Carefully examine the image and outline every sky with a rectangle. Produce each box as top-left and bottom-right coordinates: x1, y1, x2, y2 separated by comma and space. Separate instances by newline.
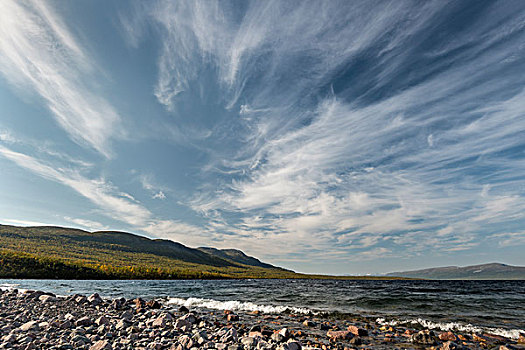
0, 0, 524, 275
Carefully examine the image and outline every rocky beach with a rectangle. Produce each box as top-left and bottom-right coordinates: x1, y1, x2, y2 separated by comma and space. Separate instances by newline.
0, 288, 523, 350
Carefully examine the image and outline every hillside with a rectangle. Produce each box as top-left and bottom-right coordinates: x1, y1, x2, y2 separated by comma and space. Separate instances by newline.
386, 263, 525, 280
197, 247, 278, 269
0, 224, 295, 279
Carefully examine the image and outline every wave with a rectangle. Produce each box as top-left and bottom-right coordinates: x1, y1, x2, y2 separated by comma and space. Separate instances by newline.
0, 283, 20, 290
167, 297, 313, 314
376, 317, 524, 340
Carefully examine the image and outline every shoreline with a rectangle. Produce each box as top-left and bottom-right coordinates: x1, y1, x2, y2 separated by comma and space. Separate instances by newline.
0, 288, 524, 349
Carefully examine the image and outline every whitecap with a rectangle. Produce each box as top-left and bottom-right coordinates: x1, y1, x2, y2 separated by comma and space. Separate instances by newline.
166, 297, 313, 314
376, 317, 524, 340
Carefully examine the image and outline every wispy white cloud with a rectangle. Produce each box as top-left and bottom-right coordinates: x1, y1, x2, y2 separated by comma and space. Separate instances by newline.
63, 216, 108, 232
489, 231, 525, 247
139, 174, 169, 200
127, 0, 525, 265
152, 191, 166, 200
0, 218, 55, 227
0, 145, 200, 243
0, 0, 121, 157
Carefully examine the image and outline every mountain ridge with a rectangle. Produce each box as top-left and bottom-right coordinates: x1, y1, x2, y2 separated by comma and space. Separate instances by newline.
386, 262, 525, 280
0, 224, 293, 279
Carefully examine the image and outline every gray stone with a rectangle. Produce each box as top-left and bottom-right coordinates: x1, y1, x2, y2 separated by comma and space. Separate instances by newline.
89, 339, 112, 350
19, 321, 39, 332
95, 316, 110, 326
39, 295, 57, 303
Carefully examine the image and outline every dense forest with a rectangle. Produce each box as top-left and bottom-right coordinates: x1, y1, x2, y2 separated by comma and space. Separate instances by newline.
0, 225, 402, 280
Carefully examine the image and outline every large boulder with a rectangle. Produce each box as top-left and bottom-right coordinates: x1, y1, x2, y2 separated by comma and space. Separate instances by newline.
38, 294, 57, 303
88, 293, 103, 306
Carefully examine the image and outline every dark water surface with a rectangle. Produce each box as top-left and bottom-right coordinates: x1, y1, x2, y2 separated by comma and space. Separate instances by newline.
1, 279, 523, 337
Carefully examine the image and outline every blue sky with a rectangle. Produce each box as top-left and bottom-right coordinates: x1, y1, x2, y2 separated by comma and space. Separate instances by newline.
0, 0, 524, 274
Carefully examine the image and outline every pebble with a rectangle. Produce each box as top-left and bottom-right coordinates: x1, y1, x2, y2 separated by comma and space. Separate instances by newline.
0, 288, 519, 350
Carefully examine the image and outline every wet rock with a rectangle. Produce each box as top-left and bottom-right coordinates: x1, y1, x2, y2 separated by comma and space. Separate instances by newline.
410, 330, 436, 345
518, 333, 525, 344
347, 325, 368, 337
178, 306, 189, 314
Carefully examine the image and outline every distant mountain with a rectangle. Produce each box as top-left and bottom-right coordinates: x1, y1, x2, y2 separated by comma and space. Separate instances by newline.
386, 263, 525, 280
0, 224, 294, 279
197, 247, 279, 269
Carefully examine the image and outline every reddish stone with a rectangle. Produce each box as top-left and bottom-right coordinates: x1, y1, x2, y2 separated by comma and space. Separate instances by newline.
439, 331, 457, 341
348, 325, 368, 336
327, 330, 353, 341
146, 300, 161, 309
134, 298, 145, 309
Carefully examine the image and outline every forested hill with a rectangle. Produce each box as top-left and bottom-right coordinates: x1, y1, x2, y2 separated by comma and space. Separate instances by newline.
0, 224, 294, 279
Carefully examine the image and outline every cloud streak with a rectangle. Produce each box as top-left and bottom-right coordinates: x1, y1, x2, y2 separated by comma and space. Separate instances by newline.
0, 145, 202, 244
0, 0, 121, 157
122, 0, 525, 267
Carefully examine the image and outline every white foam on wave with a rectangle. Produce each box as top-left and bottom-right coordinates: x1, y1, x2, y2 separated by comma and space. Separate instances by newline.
0, 283, 29, 294
376, 317, 524, 340
167, 297, 313, 314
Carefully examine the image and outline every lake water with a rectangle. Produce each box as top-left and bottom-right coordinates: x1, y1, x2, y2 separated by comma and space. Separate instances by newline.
1, 279, 523, 339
